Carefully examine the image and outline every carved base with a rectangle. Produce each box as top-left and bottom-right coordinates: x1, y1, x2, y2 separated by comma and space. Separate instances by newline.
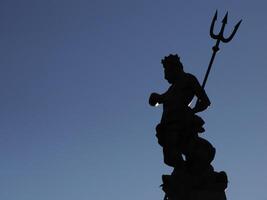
161, 167, 228, 200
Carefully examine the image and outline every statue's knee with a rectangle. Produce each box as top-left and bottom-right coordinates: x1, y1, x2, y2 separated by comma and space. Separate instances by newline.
164, 157, 176, 167
163, 149, 183, 167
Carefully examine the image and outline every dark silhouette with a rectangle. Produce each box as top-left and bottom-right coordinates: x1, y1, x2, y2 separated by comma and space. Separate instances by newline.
149, 54, 226, 199
149, 11, 241, 200
150, 54, 212, 168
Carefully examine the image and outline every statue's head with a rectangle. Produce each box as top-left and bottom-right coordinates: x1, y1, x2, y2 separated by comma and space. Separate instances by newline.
161, 54, 184, 84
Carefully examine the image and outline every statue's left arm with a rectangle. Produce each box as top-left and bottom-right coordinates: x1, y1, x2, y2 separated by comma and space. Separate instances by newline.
190, 75, 211, 113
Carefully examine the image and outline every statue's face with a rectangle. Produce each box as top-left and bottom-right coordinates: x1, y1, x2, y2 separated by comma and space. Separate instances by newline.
164, 64, 179, 84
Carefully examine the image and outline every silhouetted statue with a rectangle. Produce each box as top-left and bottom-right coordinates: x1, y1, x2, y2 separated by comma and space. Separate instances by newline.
149, 54, 213, 169
149, 54, 227, 200
149, 11, 241, 200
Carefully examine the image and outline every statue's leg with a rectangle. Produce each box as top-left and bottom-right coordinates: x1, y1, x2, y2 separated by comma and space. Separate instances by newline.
162, 132, 184, 168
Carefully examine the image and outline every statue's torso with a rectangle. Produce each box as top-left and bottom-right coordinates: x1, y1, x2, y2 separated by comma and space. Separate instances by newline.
161, 73, 195, 124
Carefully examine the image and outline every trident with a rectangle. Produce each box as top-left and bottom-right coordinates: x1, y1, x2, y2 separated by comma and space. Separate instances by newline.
201, 10, 242, 89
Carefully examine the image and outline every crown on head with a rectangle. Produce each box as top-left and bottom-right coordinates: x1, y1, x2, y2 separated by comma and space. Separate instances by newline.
161, 54, 183, 69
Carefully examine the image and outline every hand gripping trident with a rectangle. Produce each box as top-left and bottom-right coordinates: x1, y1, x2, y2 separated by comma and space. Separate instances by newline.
201, 10, 242, 89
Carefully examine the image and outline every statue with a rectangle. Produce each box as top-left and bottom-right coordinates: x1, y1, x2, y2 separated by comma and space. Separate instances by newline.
149, 11, 241, 200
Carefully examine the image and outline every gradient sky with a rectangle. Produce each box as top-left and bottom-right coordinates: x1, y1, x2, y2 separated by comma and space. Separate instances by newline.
0, 0, 267, 200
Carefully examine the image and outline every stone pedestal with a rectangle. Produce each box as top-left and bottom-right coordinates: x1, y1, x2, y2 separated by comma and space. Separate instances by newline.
161, 167, 228, 200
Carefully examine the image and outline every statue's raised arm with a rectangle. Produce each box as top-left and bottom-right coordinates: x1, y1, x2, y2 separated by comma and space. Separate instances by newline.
189, 74, 211, 113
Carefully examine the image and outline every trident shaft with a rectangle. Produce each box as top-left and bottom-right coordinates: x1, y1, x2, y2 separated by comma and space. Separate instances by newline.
201, 10, 242, 89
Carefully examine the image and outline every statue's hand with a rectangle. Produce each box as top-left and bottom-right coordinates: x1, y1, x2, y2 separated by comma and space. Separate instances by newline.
192, 99, 210, 113
149, 93, 161, 106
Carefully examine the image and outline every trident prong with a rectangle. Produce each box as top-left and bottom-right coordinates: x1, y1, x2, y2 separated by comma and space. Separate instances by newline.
221, 20, 242, 43
201, 11, 242, 89
210, 10, 218, 39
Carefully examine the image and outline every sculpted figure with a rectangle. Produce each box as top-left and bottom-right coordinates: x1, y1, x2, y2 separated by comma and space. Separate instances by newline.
149, 12, 241, 199
149, 54, 214, 170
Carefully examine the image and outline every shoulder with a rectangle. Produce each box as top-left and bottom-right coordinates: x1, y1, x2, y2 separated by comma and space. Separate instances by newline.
184, 73, 199, 83
183, 73, 202, 90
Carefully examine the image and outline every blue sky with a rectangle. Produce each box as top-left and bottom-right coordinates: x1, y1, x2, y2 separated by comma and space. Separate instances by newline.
0, 0, 266, 200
